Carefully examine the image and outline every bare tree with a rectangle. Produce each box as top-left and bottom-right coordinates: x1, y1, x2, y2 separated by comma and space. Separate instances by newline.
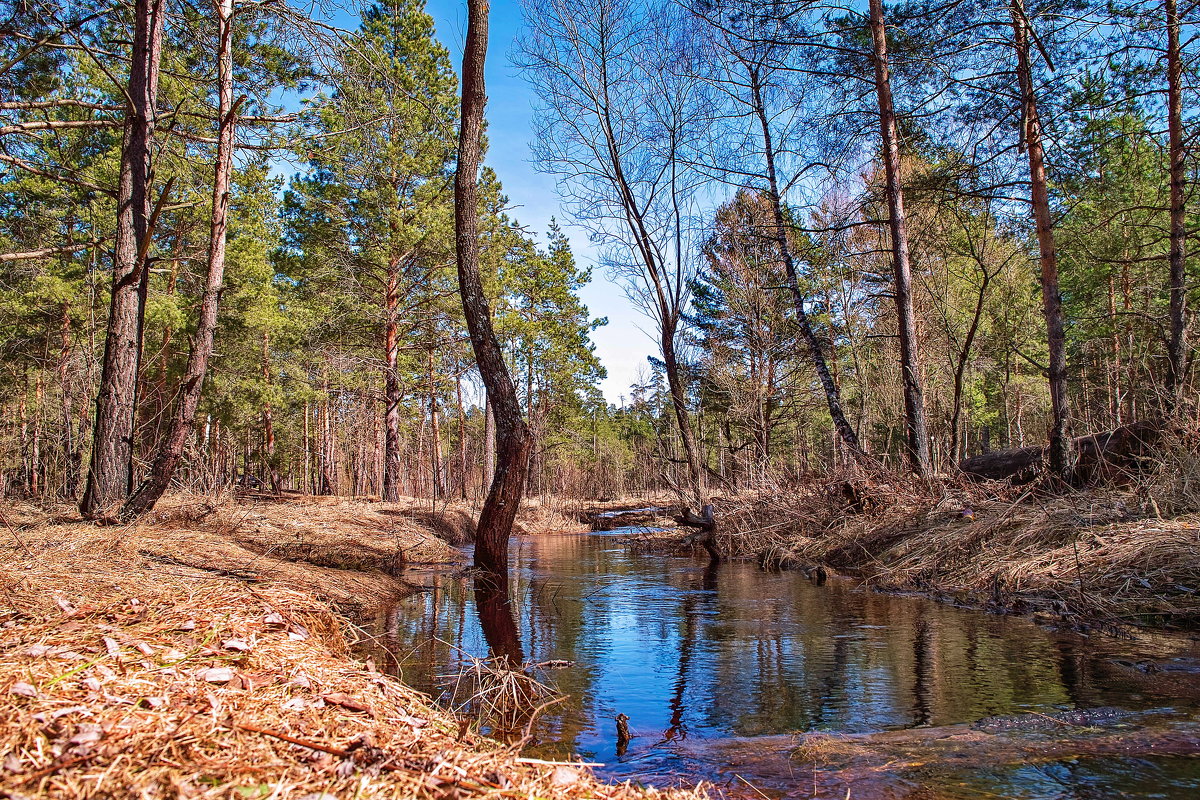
519, 0, 708, 504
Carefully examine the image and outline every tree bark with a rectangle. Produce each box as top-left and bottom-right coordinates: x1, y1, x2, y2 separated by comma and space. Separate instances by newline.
81, 0, 165, 517
483, 397, 495, 492
1011, 0, 1072, 482
745, 61, 863, 458
122, 0, 235, 518
1165, 0, 1189, 403
455, 0, 532, 581
868, 0, 931, 476
382, 256, 402, 501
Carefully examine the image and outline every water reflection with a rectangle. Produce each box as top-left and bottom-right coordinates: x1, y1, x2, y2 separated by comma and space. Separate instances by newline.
362, 531, 1200, 786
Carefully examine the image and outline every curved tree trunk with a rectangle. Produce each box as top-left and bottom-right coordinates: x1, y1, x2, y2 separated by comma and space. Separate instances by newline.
455, 0, 532, 583
122, 0, 235, 518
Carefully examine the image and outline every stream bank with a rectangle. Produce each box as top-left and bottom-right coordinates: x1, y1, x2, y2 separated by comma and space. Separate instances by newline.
0, 494, 697, 800
366, 524, 1200, 799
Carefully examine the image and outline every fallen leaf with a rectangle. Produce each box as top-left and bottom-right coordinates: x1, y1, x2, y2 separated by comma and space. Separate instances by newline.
133, 640, 155, 657
70, 724, 103, 745
102, 637, 121, 658
55, 596, 78, 616
9, 682, 37, 698
262, 611, 285, 626
281, 697, 306, 711
177, 620, 197, 631
321, 692, 371, 713
27, 644, 51, 657
223, 639, 251, 652
82, 676, 102, 692
199, 667, 234, 684
550, 766, 581, 787
3, 753, 23, 774
287, 629, 308, 642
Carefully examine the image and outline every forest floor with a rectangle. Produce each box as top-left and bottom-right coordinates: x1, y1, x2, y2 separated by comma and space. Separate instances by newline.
0, 493, 698, 800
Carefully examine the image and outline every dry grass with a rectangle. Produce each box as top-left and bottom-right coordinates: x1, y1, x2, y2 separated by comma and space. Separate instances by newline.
0, 497, 705, 800
725, 458, 1200, 629
440, 655, 563, 737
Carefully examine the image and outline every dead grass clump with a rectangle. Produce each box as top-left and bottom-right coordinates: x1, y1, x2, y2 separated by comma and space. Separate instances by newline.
0, 504, 705, 800
1140, 423, 1200, 517
440, 654, 563, 737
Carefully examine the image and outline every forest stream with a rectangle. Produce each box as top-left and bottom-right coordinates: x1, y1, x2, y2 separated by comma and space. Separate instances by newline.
357, 525, 1200, 799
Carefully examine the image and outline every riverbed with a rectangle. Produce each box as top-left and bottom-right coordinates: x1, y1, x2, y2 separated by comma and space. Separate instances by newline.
359, 527, 1200, 798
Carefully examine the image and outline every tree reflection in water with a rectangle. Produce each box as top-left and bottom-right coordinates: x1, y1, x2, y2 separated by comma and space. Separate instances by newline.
474, 571, 524, 666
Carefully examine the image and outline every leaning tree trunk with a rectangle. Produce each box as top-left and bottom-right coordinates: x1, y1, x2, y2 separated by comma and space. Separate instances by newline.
455, 0, 532, 582
1011, 0, 1072, 481
1165, 0, 1189, 403
868, 0, 931, 476
747, 65, 863, 458
81, 0, 165, 517
121, 0, 234, 518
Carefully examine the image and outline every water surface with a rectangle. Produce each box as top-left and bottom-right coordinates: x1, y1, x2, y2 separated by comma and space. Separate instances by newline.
359, 528, 1200, 797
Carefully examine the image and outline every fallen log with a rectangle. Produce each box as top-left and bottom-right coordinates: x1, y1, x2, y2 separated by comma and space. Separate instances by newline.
959, 421, 1159, 483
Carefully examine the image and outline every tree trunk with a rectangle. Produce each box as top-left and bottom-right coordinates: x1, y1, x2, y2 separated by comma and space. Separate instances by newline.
868, 0, 930, 476
455, 0, 532, 581
483, 397, 496, 492
747, 65, 863, 458
81, 0, 165, 517
428, 346, 443, 499
260, 332, 281, 493
1011, 0, 1072, 482
382, 257, 402, 501
1165, 0, 1189, 402
457, 372, 468, 500
949, 269, 991, 464
122, 0, 235, 518
58, 301, 81, 499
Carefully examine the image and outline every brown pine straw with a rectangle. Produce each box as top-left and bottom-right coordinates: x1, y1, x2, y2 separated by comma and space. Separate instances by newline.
0, 499, 706, 800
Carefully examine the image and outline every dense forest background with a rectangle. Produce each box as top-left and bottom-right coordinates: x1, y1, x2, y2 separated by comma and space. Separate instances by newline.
0, 0, 1196, 510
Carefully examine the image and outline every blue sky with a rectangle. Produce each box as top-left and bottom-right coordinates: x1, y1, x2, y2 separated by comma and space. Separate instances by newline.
317, 0, 657, 401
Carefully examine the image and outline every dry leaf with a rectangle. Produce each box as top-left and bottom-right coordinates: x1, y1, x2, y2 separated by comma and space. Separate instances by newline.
550, 766, 581, 787
69, 724, 103, 745
9, 682, 37, 697
222, 638, 250, 652
27, 644, 51, 658
177, 620, 197, 631
262, 611, 286, 626
102, 637, 121, 658
199, 667, 234, 684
